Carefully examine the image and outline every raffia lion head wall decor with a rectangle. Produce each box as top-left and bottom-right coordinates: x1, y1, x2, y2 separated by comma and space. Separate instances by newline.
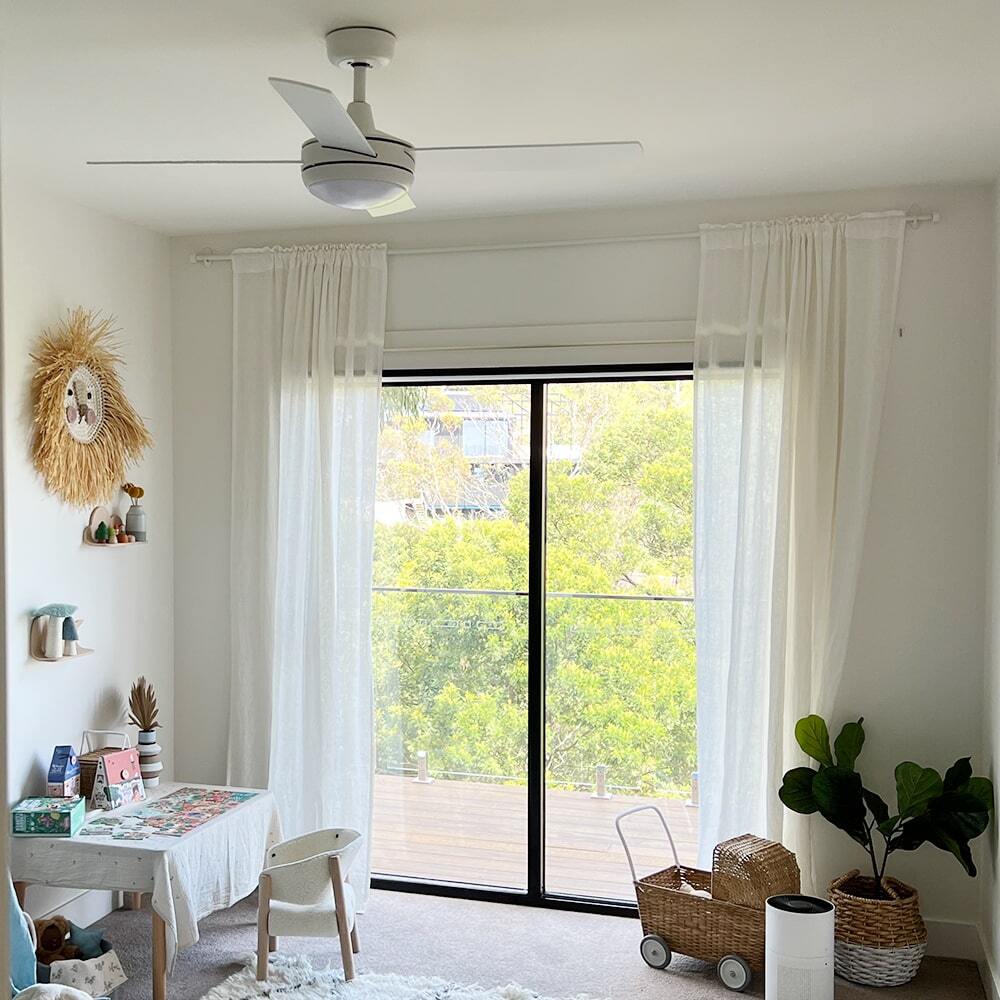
31, 308, 152, 507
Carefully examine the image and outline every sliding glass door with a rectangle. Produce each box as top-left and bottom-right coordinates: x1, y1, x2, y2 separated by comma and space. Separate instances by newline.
371, 383, 530, 888
371, 370, 696, 907
543, 381, 696, 900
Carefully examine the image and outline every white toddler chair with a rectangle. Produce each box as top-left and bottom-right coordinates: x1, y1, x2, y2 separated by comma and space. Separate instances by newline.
256, 828, 363, 982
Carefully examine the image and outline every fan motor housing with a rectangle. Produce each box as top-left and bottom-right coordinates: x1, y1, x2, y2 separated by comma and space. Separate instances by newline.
300, 134, 414, 210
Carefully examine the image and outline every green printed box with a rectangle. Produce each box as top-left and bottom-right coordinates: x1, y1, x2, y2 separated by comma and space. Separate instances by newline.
12, 796, 85, 837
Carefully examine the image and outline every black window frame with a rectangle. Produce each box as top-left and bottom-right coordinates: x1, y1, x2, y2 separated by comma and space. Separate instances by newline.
371, 362, 693, 918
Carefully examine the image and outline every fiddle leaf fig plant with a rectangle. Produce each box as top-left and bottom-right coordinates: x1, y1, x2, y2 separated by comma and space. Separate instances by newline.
779, 715, 994, 886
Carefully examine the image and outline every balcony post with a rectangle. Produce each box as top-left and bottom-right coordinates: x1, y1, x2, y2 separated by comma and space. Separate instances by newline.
686, 769, 699, 807
590, 763, 613, 800
413, 750, 434, 784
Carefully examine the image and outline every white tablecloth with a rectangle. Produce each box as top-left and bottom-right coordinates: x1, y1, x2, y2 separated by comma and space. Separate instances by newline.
10, 782, 281, 969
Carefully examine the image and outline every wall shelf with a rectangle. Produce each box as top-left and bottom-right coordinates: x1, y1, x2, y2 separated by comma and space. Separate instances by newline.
82, 536, 146, 548
30, 648, 94, 663
84, 504, 144, 545
29, 615, 94, 662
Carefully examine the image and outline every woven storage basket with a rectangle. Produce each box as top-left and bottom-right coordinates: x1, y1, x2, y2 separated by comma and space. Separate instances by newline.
79, 731, 130, 798
828, 870, 927, 987
711, 834, 800, 908
78, 748, 115, 798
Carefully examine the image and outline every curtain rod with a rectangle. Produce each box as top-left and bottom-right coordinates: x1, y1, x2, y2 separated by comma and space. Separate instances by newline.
189, 211, 938, 264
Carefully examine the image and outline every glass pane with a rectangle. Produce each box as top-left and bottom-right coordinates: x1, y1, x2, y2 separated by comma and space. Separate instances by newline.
372, 383, 530, 889
544, 380, 698, 900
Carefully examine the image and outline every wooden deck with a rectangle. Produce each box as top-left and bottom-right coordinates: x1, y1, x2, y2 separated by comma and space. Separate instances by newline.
371, 773, 699, 901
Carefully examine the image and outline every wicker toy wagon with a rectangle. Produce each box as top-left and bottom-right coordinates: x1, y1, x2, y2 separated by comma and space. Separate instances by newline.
616, 805, 800, 993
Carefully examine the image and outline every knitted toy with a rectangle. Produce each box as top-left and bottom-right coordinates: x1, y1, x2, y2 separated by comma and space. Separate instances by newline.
33, 916, 81, 965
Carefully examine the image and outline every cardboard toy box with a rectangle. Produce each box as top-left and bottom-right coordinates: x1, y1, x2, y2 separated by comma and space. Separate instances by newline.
91, 748, 145, 810
46, 745, 81, 798
12, 796, 85, 837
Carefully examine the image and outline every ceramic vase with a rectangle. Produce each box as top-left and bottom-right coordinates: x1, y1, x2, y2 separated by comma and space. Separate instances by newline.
137, 729, 162, 788
43, 616, 64, 660
125, 502, 147, 542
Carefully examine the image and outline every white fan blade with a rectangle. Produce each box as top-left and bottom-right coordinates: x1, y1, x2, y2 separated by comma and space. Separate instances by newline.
87, 159, 300, 165
367, 191, 416, 217
414, 141, 642, 172
268, 77, 374, 157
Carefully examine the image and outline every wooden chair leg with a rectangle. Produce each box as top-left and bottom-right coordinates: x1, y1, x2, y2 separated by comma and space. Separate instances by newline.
351, 925, 360, 954
329, 856, 356, 981
257, 874, 271, 981
125, 891, 144, 910
12, 882, 27, 908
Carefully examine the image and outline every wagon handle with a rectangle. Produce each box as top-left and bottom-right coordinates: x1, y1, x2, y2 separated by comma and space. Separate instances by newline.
615, 804, 681, 884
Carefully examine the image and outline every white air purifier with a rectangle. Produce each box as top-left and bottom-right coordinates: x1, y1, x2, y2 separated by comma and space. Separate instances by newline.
765, 894, 835, 1000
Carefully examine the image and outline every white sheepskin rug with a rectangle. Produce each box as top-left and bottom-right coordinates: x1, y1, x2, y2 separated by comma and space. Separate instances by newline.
201, 954, 597, 1000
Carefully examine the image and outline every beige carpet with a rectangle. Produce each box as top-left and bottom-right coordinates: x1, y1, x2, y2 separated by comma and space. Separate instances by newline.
94, 888, 985, 999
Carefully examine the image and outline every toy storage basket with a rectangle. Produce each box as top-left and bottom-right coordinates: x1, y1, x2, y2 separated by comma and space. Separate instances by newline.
79, 729, 130, 799
828, 869, 927, 987
711, 833, 800, 907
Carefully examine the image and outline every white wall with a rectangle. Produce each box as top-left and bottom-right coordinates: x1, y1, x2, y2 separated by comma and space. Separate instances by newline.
170, 182, 992, 936
2, 171, 174, 919
980, 178, 1000, 999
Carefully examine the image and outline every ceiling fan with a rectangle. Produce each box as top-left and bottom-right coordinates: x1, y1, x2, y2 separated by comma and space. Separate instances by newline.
87, 25, 643, 217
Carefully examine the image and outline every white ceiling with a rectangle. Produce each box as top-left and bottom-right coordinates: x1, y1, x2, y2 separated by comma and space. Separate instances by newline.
3, 1, 999, 236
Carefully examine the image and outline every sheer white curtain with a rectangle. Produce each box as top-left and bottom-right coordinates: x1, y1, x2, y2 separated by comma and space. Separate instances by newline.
694, 214, 905, 884
228, 244, 387, 908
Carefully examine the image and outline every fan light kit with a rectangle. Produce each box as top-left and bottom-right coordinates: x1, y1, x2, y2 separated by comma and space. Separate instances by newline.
276, 27, 414, 214
88, 25, 643, 217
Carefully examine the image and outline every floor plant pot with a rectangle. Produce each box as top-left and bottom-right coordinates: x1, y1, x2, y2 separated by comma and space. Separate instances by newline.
827, 870, 926, 987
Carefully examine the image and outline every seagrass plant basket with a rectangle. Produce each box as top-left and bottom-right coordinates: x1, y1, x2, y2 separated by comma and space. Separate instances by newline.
828, 869, 927, 986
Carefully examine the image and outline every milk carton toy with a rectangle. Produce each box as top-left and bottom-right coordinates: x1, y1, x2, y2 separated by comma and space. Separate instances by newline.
46, 745, 81, 798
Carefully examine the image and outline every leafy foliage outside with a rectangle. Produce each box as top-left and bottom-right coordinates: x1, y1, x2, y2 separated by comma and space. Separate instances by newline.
372, 381, 696, 797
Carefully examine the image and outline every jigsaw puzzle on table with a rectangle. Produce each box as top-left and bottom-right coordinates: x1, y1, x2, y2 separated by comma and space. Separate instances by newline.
81, 787, 257, 839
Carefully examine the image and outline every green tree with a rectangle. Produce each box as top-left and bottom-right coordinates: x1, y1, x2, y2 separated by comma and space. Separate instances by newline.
372, 380, 696, 796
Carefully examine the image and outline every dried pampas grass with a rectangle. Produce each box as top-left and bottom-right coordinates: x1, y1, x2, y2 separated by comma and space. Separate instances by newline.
31, 308, 152, 507
128, 676, 161, 731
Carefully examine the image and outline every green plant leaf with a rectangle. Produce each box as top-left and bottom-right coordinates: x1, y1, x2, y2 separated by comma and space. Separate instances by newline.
893, 815, 930, 852
896, 814, 978, 875
877, 814, 900, 836
894, 788, 991, 876
795, 715, 834, 767
943, 757, 972, 793
923, 821, 976, 876
965, 777, 995, 814
813, 765, 868, 845
930, 792, 992, 841
939, 833, 976, 876
779, 767, 819, 814
834, 718, 865, 770
895, 762, 943, 818
862, 787, 890, 825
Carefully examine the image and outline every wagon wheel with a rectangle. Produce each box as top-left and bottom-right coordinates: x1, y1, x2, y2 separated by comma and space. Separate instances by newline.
639, 934, 671, 969
717, 954, 752, 992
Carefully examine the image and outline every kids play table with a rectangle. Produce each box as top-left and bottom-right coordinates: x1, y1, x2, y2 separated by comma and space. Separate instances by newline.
11, 781, 281, 1000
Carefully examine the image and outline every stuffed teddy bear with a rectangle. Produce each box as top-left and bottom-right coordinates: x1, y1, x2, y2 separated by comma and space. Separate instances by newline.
33, 916, 81, 965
